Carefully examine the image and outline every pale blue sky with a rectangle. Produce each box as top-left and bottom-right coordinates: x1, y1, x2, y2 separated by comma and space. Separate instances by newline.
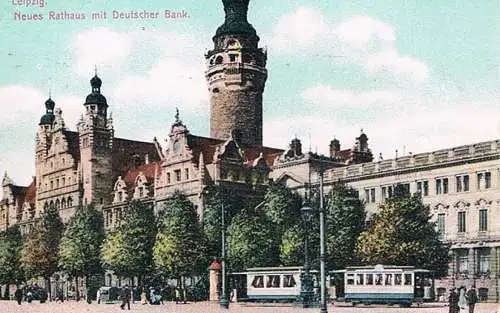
0, 0, 499, 186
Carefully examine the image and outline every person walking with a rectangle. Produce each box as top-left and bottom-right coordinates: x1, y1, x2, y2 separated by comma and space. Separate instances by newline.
458, 286, 467, 312
120, 285, 131, 310
14, 286, 23, 305
449, 287, 459, 313
466, 285, 478, 313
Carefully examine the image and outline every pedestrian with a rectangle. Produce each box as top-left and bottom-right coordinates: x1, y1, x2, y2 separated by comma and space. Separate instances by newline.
449, 287, 459, 313
458, 286, 467, 311
120, 285, 131, 310
140, 289, 148, 305
466, 285, 478, 313
96, 288, 101, 304
175, 286, 180, 304
14, 286, 23, 305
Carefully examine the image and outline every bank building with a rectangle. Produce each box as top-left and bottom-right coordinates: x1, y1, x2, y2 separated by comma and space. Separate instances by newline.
1, 0, 499, 302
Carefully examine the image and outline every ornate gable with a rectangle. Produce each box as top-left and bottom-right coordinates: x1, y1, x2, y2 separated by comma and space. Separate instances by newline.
113, 176, 128, 203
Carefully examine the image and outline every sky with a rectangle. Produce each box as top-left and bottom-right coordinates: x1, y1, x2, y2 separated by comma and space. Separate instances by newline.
0, 0, 499, 187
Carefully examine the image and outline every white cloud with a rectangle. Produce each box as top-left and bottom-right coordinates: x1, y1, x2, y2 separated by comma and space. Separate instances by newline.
334, 15, 395, 49
268, 9, 428, 82
271, 7, 327, 52
365, 49, 429, 82
73, 27, 133, 77
264, 99, 500, 162
301, 85, 399, 107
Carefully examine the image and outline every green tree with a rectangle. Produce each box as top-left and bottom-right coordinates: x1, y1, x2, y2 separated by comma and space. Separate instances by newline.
227, 209, 280, 270
325, 184, 366, 270
263, 181, 302, 232
20, 204, 63, 299
153, 192, 206, 286
0, 226, 24, 298
356, 193, 449, 277
59, 205, 104, 300
280, 217, 320, 267
101, 200, 156, 284
202, 185, 241, 259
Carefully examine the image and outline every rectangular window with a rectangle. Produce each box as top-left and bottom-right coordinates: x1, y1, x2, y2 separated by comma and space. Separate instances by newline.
167, 173, 171, 184
365, 188, 376, 203
479, 250, 491, 274
437, 213, 445, 238
458, 211, 466, 233
417, 181, 429, 196
463, 175, 469, 191
456, 176, 462, 192
370, 188, 375, 203
404, 273, 412, 285
436, 178, 449, 195
175, 169, 181, 182
356, 274, 364, 285
185, 168, 189, 180
251, 276, 264, 288
458, 251, 468, 273
283, 275, 296, 288
394, 274, 402, 285
365, 274, 373, 285
375, 274, 383, 285
229, 54, 237, 62
485, 172, 491, 189
385, 274, 392, 285
347, 274, 355, 285
266, 275, 280, 288
479, 209, 488, 232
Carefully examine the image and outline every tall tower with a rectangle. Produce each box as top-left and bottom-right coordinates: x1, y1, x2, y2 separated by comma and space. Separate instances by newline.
205, 0, 268, 147
77, 74, 114, 207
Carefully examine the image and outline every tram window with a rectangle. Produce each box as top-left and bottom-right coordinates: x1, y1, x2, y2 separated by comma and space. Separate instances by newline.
266, 275, 280, 288
251, 276, 264, 288
366, 274, 373, 285
356, 274, 364, 285
283, 275, 296, 288
404, 273, 412, 285
394, 274, 402, 285
347, 274, 355, 285
385, 274, 392, 285
375, 274, 383, 285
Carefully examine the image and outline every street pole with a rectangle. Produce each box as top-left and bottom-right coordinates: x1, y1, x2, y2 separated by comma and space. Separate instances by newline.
319, 170, 328, 313
299, 206, 314, 308
220, 203, 229, 309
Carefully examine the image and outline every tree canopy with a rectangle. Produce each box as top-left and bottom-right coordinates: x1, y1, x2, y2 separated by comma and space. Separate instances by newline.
59, 205, 104, 278
356, 193, 449, 277
101, 200, 156, 282
153, 192, 206, 279
0, 226, 24, 291
227, 209, 280, 270
325, 184, 366, 270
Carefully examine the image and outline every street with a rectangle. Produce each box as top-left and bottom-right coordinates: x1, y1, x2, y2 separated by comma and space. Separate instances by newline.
0, 301, 497, 313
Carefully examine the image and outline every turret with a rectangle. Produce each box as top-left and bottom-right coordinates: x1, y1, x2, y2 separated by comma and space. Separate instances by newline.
205, 0, 267, 147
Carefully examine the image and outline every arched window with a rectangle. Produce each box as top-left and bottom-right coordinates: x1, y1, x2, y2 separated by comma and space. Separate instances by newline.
55, 199, 60, 209
67, 197, 73, 207
61, 198, 66, 208
215, 55, 223, 64
49, 200, 55, 209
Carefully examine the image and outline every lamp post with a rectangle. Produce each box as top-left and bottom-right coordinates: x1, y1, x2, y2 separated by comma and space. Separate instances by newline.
220, 203, 229, 309
299, 206, 315, 308
318, 170, 328, 313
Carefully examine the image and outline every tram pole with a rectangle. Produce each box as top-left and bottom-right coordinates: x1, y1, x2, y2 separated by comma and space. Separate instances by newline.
220, 203, 229, 309
319, 170, 328, 313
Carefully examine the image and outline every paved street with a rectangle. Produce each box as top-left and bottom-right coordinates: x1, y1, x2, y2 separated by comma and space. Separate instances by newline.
0, 301, 498, 313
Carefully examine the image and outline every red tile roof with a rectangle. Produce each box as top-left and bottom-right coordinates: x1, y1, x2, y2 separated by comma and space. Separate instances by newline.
187, 135, 225, 165
244, 146, 284, 168
122, 161, 158, 186
25, 178, 36, 205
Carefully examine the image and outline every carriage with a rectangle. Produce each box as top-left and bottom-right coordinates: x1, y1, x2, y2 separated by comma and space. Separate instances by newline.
331, 264, 432, 306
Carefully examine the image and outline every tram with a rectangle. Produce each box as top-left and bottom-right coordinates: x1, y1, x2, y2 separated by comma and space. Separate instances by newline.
331, 264, 432, 306
230, 266, 317, 302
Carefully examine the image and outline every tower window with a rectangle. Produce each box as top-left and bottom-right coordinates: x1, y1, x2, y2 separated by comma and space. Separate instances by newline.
229, 54, 237, 62
212, 88, 219, 93
215, 56, 223, 64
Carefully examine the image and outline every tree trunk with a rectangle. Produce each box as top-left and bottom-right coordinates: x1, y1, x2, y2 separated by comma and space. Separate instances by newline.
4, 283, 10, 300
47, 277, 52, 302
75, 277, 80, 301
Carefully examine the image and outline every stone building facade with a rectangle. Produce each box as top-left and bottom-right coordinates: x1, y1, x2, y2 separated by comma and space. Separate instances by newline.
274, 137, 500, 302
1, 0, 499, 302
